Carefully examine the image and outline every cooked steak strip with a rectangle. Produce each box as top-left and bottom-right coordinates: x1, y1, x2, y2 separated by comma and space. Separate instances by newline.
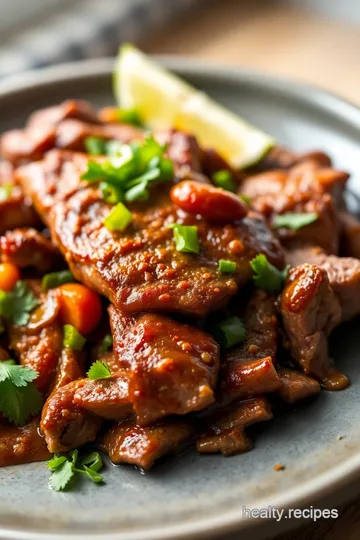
277, 368, 320, 403
16, 149, 284, 317
51, 349, 85, 392
97, 419, 193, 470
74, 372, 132, 421
41, 379, 102, 453
0, 417, 51, 467
286, 246, 360, 322
0, 161, 40, 233
0, 228, 63, 273
241, 160, 348, 253
221, 289, 280, 401
110, 308, 219, 425
280, 264, 348, 390
197, 397, 272, 456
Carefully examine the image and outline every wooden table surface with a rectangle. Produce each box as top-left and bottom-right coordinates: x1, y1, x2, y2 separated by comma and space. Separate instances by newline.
145, 1, 360, 538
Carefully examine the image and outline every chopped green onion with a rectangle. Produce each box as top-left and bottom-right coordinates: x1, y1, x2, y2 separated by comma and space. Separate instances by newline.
169, 224, 200, 254
0, 184, 13, 202
212, 170, 236, 192
104, 202, 132, 231
239, 194, 251, 205
250, 254, 289, 293
63, 324, 86, 351
84, 136, 107, 156
42, 270, 74, 290
218, 259, 237, 273
100, 182, 123, 204
100, 334, 113, 353
212, 316, 246, 349
272, 212, 318, 231
116, 108, 143, 127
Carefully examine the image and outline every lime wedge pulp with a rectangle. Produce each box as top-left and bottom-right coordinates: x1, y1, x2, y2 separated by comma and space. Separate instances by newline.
114, 44, 275, 169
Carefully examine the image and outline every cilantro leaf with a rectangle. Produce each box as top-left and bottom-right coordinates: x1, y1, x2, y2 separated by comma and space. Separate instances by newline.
272, 212, 318, 231
0, 361, 42, 425
47, 455, 67, 471
0, 281, 39, 326
49, 459, 75, 492
87, 360, 112, 380
250, 254, 289, 293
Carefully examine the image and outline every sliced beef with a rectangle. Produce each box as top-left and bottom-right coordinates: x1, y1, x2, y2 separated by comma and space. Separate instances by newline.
41, 379, 102, 453
248, 146, 332, 173
97, 419, 193, 470
197, 397, 272, 456
221, 289, 281, 401
16, 149, 284, 317
110, 308, 219, 425
156, 129, 202, 172
0, 228, 63, 273
286, 246, 360, 322
339, 211, 360, 259
51, 348, 85, 392
0, 418, 51, 467
8, 282, 63, 393
0, 162, 40, 233
276, 368, 320, 404
74, 372, 132, 421
27, 100, 101, 128
241, 160, 348, 253
280, 264, 348, 390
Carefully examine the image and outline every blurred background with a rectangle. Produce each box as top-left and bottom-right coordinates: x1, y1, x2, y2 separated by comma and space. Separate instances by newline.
1, 0, 360, 102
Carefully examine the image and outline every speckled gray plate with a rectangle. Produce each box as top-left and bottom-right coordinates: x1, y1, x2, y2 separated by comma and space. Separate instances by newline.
1, 58, 360, 540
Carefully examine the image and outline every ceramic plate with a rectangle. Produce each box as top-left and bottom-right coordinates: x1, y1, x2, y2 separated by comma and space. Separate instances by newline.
1, 58, 360, 540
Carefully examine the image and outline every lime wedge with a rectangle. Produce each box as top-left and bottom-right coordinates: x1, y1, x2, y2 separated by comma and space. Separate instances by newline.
114, 44, 274, 169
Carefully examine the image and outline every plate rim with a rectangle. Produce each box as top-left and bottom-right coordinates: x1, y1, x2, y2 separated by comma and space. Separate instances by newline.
1, 56, 360, 540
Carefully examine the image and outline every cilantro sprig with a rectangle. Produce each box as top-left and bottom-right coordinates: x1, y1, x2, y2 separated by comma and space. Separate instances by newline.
48, 450, 104, 492
0, 281, 38, 326
250, 254, 289, 293
87, 360, 112, 380
272, 212, 318, 231
81, 135, 174, 212
0, 360, 42, 425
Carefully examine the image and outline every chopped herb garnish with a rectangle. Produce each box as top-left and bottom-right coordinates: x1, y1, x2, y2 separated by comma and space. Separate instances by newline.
100, 334, 113, 353
272, 212, 318, 231
116, 107, 143, 127
81, 135, 174, 211
218, 259, 237, 274
0, 360, 42, 425
48, 449, 104, 492
0, 184, 13, 202
87, 360, 112, 380
0, 281, 39, 326
104, 202, 133, 231
239, 194, 251, 205
169, 223, 200, 254
84, 136, 107, 156
42, 270, 74, 290
212, 316, 246, 349
63, 324, 86, 351
250, 254, 289, 293
212, 169, 236, 192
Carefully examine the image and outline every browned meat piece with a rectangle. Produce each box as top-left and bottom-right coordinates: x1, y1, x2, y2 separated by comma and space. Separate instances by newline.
110, 308, 219, 425
0, 347, 10, 361
27, 100, 101, 129
8, 282, 63, 393
248, 146, 332, 172
155, 129, 202, 172
241, 161, 348, 253
202, 148, 243, 184
0, 418, 51, 467
51, 348, 85, 392
97, 419, 193, 470
17, 149, 284, 317
197, 397, 272, 456
197, 429, 251, 456
0, 228, 63, 272
0, 162, 40, 233
221, 289, 281, 401
286, 246, 360, 322
280, 264, 348, 390
74, 372, 132, 420
277, 368, 320, 403
41, 379, 102, 453
339, 211, 360, 259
